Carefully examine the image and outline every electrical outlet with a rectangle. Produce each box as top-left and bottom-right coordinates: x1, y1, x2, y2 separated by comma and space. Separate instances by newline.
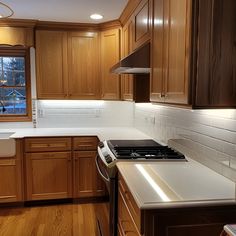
38, 109, 45, 118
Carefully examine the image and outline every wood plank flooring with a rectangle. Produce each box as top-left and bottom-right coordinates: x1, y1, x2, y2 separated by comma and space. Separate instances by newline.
0, 203, 105, 236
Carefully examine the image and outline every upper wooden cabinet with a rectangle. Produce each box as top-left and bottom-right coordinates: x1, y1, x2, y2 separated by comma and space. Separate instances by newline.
151, 0, 191, 104
68, 32, 101, 99
101, 28, 121, 100
133, 0, 151, 50
36, 30, 68, 99
121, 19, 134, 101
36, 30, 101, 100
192, 0, 236, 108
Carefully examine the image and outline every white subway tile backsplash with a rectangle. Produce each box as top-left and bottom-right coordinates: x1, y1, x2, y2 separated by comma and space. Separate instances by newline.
134, 104, 236, 181
37, 100, 134, 128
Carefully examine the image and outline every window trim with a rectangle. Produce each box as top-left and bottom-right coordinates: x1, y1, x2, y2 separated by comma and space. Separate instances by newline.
0, 46, 32, 122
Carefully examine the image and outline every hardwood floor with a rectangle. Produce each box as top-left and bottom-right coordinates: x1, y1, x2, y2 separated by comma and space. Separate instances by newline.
0, 203, 104, 236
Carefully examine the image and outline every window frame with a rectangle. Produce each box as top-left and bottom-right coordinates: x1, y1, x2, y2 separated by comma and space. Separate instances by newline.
0, 46, 32, 122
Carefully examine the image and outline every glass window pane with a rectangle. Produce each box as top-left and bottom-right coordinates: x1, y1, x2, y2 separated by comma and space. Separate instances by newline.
0, 56, 25, 86
15, 71, 25, 86
0, 87, 26, 115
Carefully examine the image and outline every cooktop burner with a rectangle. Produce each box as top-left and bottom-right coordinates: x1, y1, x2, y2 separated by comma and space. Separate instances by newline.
107, 139, 186, 161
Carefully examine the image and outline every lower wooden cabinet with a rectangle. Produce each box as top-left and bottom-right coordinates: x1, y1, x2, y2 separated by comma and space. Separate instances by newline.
118, 190, 141, 236
24, 136, 105, 202
0, 139, 23, 203
73, 151, 105, 198
0, 158, 23, 203
25, 152, 72, 200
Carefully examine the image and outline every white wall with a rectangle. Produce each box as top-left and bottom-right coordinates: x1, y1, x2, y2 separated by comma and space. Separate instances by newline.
134, 103, 236, 181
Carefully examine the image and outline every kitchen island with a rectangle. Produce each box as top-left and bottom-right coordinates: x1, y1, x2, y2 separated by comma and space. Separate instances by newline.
117, 159, 236, 236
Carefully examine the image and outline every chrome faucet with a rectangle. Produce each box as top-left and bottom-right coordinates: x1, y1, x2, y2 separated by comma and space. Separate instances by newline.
0, 100, 6, 113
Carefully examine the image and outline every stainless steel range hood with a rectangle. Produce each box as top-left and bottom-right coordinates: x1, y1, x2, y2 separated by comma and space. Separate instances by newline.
110, 43, 150, 74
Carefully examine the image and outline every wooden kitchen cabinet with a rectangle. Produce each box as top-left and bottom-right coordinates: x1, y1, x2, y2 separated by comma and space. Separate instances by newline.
192, 0, 236, 108
118, 174, 141, 236
118, 190, 141, 236
24, 137, 72, 200
73, 151, 105, 198
121, 19, 134, 101
36, 30, 101, 100
118, 171, 236, 236
101, 28, 121, 100
73, 136, 105, 198
36, 30, 68, 99
0, 140, 23, 203
133, 0, 151, 50
67, 31, 101, 99
151, 0, 191, 104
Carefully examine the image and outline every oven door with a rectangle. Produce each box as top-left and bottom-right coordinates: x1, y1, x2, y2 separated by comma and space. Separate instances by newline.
95, 154, 117, 236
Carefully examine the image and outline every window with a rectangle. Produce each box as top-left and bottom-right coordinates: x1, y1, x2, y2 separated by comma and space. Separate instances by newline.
0, 47, 31, 121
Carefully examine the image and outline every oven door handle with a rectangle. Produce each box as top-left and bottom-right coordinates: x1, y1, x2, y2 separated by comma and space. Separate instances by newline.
95, 155, 110, 183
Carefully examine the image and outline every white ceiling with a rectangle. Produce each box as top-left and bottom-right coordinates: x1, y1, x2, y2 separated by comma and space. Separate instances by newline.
3, 0, 128, 23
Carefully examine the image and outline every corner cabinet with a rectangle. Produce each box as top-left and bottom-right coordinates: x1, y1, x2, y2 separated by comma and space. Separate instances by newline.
101, 28, 121, 100
151, 0, 191, 105
36, 30, 68, 99
192, 0, 236, 108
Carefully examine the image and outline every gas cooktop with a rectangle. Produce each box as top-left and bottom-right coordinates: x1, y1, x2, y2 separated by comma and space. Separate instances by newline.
107, 139, 186, 161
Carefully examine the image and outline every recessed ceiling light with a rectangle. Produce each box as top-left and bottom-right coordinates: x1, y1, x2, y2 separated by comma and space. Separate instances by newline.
90, 14, 103, 20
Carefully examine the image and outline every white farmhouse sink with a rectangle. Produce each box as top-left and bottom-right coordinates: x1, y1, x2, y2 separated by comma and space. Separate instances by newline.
0, 132, 16, 157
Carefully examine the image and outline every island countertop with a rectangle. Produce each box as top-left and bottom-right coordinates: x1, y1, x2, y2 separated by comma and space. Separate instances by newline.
117, 158, 236, 209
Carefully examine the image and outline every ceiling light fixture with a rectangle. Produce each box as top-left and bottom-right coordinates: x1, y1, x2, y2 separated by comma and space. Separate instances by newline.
90, 14, 103, 20
0, 2, 14, 19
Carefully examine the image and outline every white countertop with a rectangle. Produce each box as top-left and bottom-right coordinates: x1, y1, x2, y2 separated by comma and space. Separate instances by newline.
2, 127, 235, 209
0, 127, 150, 141
117, 159, 236, 209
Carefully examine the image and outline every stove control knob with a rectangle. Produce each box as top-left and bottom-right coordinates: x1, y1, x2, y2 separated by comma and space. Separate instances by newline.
98, 142, 104, 148
105, 154, 112, 164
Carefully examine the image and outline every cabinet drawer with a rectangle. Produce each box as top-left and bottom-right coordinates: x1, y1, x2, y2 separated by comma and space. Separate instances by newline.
25, 137, 72, 152
26, 152, 71, 160
118, 189, 141, 236
73, 136, 98, 151
118, 173, 141, 232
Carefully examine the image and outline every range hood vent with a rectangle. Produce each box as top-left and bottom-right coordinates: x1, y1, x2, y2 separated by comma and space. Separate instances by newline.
110, 43, 150, 74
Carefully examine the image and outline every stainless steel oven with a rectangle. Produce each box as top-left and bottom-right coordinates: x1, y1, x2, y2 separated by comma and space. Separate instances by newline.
95, 151, 118, 236
95, 139, 186, 236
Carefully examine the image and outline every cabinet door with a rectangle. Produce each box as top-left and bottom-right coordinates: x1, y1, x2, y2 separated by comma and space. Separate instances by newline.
118, 190, 141, 236
68, 32, 101, 99
133, 0, 151, 50
194, 0, 236, 108
121, 20, 134, 101
25, 152, 72, 200
74, 151, 105, 198
0, 159, 22, 203
36, 30, 68, 99
101, 28, 121, 100
151, 0, 191, 104
150, 0, 165, 102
